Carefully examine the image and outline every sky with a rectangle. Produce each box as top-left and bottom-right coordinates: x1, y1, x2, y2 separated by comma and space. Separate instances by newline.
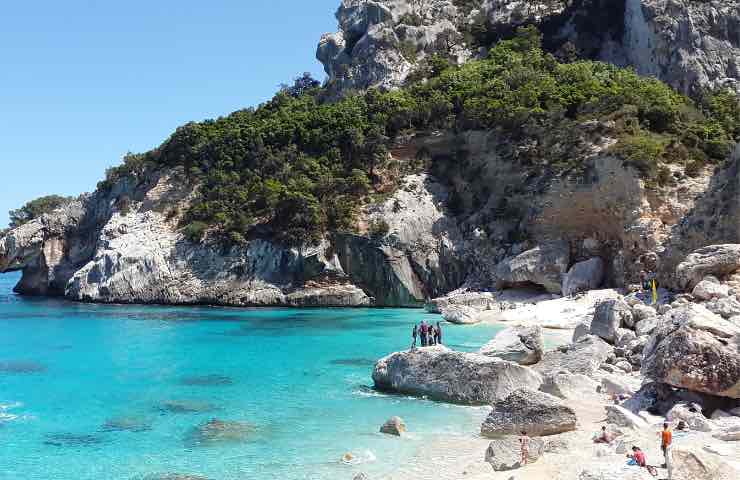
0, 0, 340, 228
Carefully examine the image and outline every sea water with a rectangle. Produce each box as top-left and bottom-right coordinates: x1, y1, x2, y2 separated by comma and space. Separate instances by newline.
0, 271, 503, 480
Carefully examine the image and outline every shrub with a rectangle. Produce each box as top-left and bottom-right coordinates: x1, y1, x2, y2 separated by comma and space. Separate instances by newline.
9, 195, 75, 228
612, 133, 666, 178
182, 221, 208, 242
368, 219, 390, 238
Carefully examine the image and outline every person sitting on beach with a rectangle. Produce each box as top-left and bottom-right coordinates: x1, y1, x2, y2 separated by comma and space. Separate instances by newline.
519, 431, 530, 465
627, 446, 647, 467
594, 426, 612, 444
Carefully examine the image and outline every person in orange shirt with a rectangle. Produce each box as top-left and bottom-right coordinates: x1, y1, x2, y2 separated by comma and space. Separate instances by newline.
660, 422, 673, 466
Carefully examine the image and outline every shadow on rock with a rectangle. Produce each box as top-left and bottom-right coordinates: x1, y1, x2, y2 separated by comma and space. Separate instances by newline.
179, 374, 234, 386
0, 361, 46, 374
185, 418, 255, 447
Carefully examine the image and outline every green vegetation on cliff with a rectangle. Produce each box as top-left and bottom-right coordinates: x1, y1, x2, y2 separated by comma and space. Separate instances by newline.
8, 195, 75, 229
98, 27, 738, 246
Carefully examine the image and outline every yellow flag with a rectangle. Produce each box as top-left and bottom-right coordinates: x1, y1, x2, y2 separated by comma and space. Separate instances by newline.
652, 279, 658, 305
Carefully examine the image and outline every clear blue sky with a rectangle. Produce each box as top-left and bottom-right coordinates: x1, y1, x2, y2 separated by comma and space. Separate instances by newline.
0, 0, 340, 228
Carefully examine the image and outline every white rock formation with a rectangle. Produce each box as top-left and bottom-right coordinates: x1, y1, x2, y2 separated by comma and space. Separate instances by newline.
478, 325, 544, 365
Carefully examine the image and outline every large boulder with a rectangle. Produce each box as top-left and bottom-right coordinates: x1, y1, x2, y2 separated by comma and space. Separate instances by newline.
591, 299, 633, 343
478, 325, 544, 365
676, 244, 740, 291
440, 305, 481, 325
669, 448, 736, 480
540, 372, 598, 400
425, 292, 495, 314
484, 436, 545, 471
562, 258, 605, 296
692, 278, 729, 301
666, 403, 713, 432
495, 241, 570, 294
605, 405, 648, 429
372, 346, 542, 405
641, 304, 740, 399
379, 416, 406, 436
481, 388, 577, 438
535, 335, 613, 378
704, 296, 740, 320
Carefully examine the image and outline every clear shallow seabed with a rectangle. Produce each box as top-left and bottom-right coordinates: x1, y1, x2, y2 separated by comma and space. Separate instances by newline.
0, 271, 503, 480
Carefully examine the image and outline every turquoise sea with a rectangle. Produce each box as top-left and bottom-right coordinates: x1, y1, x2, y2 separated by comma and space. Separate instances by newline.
0, 271, 503, 480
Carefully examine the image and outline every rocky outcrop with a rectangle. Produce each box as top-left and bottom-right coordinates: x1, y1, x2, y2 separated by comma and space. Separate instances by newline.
317, 1, 740, 97
642, 304, 740, 399
372, 345, 542, 405
0, 171, 463, 308
540, 372, 598, 400
379, 416, 406, 436
535, 335, 613, 377
495, 241, 570, 294
425, 291, 495, 313
478, 325, 544, 365
562, 258, 605, 296
590, 299, 634, 344
481, 388, 577, 437
440, 304, 482, 324
676, 245, 740, 291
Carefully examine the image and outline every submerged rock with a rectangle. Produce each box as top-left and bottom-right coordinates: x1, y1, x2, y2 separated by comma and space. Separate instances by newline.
101, 416, 151, 433
372, 346, 542, 405
186, 418, 254, 446
157, 400, 218, 414
481, 388, 576, 438
0, 361, 46, 374
379, 416, 406, 436
44, 433, 105, 447
642, 304, 740, 399
179, 374, 234, 386
478, 325, 544, 365
141, 475, 211, 480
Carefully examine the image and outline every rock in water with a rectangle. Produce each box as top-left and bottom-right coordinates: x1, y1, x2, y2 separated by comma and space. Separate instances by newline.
676, 244, 740, 291
641, 304, 740, 399
478, 325, 544, 365
590, 299, 633, 343
562, 258, 604, 296
535, 335, 613, 377
495, 241, 570, 294
372, 346, 542, 405
484, 436, 545, 471
186, 418, 254, 446
440, 304, 481, 325
379, 416, 406, 436
481, 388, 576, 438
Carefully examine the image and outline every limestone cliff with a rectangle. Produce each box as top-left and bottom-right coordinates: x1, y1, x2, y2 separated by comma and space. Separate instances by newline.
0, 169, 462, 307
317, 0, 740, 96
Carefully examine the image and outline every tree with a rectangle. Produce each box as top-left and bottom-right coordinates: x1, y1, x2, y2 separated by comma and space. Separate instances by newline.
280, 72, 321, 98
9, 195, 75, 228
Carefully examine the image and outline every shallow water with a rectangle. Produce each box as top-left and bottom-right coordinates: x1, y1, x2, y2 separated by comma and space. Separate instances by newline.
0, 272, 503, 480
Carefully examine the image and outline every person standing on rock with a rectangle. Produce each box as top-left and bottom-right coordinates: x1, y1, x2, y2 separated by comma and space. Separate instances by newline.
411, 324, 418, 350
519, 430, 530, 465
420, 321, 428, 347
660, 422, 673, 468
436, 322, 442, 345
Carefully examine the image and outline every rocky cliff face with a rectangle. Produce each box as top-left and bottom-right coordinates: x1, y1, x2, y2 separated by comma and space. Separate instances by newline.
0, 169, 463, 307
317, 0, 740, 96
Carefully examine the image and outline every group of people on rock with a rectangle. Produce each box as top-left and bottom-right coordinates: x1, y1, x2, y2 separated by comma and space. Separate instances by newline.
410, 320, 442, 348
